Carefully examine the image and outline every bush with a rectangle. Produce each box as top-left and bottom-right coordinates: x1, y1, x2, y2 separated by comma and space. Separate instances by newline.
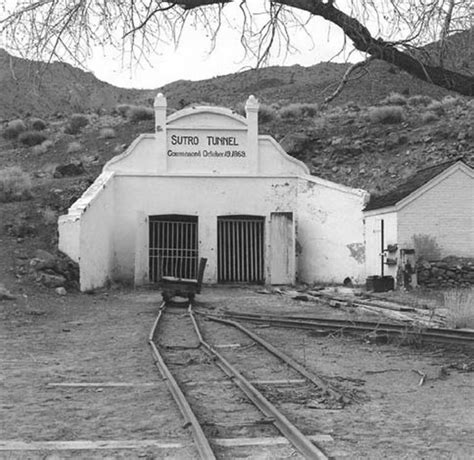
64, 113, 89, 134
258, 104, 277, 124
407, 95, 433, 107
2, 119, 27, 140
18, 130, 48, 146
421, 111, 439, 124
440, 95, 461, 109
445, 289, 474, 329
381, 92, 407, 106
128, 105, 154, 122
30, 118, 47, 130
115, 104, 131, 117
426, 101, 445, 116
66, 141, 82, 154
99, 127, 116, 139
32, 140, 53, 155
368, 106, 404, 124
279, 103, 319, 119
0, 167, 32, 202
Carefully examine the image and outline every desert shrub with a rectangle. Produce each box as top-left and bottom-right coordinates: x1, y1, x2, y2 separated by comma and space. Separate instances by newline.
30, 118, 47, 130
257, 104, 277, 124
40, 207, 58, 225
279, 103, 319, 119
233, 103, 246, 117
18, 130, 48, 146
368, 106, 404, 124
445, 289, 474, 329
127, 105, 154, 122
99, 127, 116, 139
407, 95, 433, 107
412, 234, 441, 261
115, 104, 131, 117
0, 167, 32, 202
381, 92, 407, 106
2, 119, 27, 140
66, 141, 82, 154
64, 113, 89, 134
440, 95, 461, 109
425, 100, 445, 116
32, 140, 53, 155
421, 111, 439, 124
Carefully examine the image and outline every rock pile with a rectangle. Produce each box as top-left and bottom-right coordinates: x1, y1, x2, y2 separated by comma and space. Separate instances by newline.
417, 257, 474, 288
30, 249, 79, 291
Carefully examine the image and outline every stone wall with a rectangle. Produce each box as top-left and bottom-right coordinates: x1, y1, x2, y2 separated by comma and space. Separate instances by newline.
417, 257, 474, 288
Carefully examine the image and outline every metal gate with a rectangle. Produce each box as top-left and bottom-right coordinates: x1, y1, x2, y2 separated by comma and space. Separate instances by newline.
217, 215, 264, 283
149, 215, 198, 282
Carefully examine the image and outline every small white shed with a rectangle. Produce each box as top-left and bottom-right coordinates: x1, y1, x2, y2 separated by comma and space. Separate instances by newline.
59, 93, 368, 291
364, 159, 474, 285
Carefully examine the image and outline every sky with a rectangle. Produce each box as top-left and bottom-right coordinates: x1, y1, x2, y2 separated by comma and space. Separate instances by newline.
1, 1, 364, 90
85, 4, 361, 89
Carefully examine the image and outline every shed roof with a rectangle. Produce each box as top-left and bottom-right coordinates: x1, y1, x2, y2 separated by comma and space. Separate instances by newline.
364, 159, 471, 211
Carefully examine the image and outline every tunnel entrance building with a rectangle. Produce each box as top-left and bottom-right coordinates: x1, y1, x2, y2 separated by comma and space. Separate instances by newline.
58, 94, 368, 291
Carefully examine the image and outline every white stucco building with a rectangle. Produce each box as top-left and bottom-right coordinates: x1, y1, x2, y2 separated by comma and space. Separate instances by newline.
364, 159, 474, 285
59, 94, 368, 291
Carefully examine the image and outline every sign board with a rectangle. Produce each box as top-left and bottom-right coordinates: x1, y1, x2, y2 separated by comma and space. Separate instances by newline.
166, 129, 249, 173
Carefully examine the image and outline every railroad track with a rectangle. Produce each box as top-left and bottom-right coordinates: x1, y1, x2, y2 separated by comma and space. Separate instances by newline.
216, 311, 474, 346
149, 302, 345, 459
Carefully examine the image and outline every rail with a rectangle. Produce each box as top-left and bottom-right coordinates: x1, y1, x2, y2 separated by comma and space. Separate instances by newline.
148, 302, 216, 460
218, 311, 474, 346
188, 304, 328, 460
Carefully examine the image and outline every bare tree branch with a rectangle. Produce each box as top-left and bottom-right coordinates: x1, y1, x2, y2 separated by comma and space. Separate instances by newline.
1, 0, 473, 96
323, 56, 374, 104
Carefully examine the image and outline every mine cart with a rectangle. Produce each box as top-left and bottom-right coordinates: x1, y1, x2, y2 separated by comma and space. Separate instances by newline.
160, 258, 207, 302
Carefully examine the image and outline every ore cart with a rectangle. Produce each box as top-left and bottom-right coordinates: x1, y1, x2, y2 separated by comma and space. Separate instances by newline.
160, 258, 207, 302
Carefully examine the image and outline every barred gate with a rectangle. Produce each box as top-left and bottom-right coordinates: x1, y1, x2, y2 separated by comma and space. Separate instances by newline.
149, 215, 198, 282
217, 215, 265, 283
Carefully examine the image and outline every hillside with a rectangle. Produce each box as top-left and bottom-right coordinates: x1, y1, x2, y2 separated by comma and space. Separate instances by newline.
0, 46, 466, 120
0, 49, 152, 119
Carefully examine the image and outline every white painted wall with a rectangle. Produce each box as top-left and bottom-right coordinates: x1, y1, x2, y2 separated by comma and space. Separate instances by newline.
364, 210, 398, 279
297, 177, 369, 284
111, 175, 299, 284
58, 172, 115, 291
398, 168, 474, 257
59, 94, 370, 290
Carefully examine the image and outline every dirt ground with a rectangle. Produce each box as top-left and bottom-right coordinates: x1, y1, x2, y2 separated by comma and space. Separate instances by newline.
1, 284, 474, 459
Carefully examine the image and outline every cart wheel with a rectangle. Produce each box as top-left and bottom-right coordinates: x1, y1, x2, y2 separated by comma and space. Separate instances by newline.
162, 292, 172, 302
188, 293, 195, 302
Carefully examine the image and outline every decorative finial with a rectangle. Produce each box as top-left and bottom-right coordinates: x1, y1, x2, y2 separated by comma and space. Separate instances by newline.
245, 95, 259, 110
154, 93, 166, 108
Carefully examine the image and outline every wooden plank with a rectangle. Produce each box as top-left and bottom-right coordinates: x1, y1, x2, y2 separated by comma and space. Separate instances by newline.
0, 434, 333, 451
0, 440, 185, 451
214, 434, 333, 447
47, 382, 159, 388
183, 379, 306, 387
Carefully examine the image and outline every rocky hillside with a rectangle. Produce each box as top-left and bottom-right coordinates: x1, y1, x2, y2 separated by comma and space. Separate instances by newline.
1, 45, 468, 121
0, 48, 152, 119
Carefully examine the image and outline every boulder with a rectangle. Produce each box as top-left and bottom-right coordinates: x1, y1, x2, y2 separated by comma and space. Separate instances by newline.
0, 284, 16, 301
53, 162, 85, 178
30, 249, 57, 270
55, 287, 67, 296
37, 272, 66, 288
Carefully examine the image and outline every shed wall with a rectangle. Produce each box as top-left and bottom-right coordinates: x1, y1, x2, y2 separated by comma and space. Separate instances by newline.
398, 169, 474, 257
